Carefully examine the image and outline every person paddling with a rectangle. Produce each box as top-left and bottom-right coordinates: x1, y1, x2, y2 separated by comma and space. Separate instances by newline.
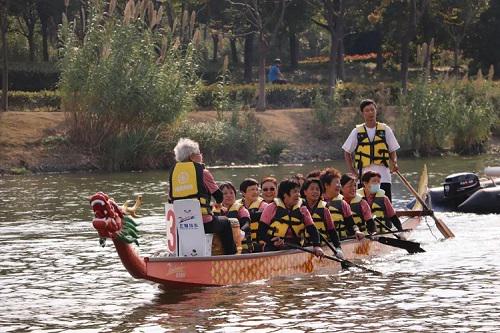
320, 168, 364, 241
258, 179, 324, 257
237, 178, 269, 251
359, 171, 405, 237
301, 178, 344, 258
340, 173, 376, 235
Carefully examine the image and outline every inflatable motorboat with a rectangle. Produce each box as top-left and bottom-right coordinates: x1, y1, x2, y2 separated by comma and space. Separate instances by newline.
426, 167, 500, 214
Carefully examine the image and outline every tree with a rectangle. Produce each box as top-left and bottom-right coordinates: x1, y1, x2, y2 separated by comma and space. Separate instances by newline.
11, 0, 38, 62
1, 0, 9, 111
283, 1, 314, 69
229, 0, 289, 111
437, 0, 489, 73
463, 0, 500, 78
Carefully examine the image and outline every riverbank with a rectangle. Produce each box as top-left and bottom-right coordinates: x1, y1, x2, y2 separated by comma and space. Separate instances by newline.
1, 109, 498, 174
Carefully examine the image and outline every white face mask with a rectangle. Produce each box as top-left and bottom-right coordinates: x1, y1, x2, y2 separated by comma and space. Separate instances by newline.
370, 184, 380, 194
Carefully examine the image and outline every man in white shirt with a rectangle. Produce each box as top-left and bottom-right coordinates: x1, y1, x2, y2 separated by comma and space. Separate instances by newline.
342, 99, 399, 201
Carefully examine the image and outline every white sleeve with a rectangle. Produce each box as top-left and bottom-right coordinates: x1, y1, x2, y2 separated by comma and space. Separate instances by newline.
342, 128, 358, 153
384, 125, 400, 152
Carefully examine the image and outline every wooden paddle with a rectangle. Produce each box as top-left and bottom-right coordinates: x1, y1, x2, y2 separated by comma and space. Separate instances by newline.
285, 242, 382, 276
396, 170, 455, 239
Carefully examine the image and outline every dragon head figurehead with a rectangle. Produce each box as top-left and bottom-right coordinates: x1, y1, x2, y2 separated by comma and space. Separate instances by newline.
89, 192, 141, 246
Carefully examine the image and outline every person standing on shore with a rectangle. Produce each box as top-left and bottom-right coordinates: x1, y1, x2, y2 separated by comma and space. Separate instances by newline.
342, 99, 400, 201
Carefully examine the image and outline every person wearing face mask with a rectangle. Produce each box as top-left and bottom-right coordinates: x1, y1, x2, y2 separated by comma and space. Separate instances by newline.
300, 178, 343, 257
320, 168, 364, 241
260, 177, 278, 204
340, 173, 376, 235
258, 179, 324, 257
237, 178, 269, 246
358, 171, 404, 234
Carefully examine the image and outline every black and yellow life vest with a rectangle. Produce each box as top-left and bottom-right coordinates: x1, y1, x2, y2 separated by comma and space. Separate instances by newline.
238, 197, 264, 241
354, 122, 390, 171
267, 198, 305, 239
348, 193, 368, 234
327, 194, 347, 238
303, 200, 329, 240
213, 201, 243, 220
357, 188, 386, 233
169, 161, 212, 216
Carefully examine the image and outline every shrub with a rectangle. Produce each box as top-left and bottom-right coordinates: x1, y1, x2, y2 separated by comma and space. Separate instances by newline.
264, 139, 288, 163
166, 110, 263, 164
3, 90, 60, 111
58, 0, 200, 170
0, 62, 60, 91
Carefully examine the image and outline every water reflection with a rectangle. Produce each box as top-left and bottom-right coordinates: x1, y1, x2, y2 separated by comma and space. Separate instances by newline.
1, 156, 500, 332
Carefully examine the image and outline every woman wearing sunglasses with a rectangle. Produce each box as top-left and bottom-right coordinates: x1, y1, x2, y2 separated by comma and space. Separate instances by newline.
260, 176, 278, 204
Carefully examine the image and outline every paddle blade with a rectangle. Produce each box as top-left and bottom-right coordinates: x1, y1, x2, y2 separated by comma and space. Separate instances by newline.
376, 236, 426, 254
435, 217, 455, 239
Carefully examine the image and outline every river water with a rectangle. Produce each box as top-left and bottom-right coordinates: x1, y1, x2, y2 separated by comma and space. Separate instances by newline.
1, 156, 500, 332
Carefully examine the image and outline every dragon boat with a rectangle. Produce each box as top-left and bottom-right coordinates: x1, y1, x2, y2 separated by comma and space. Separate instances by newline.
89, 167, 429, 288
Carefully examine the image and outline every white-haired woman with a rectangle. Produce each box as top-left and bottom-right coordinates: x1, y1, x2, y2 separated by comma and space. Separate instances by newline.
169, 138, 237, 255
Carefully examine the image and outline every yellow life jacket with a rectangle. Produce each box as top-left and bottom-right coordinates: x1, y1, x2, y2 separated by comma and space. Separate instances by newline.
213, 201, 243, 220
267, 198, 305, 239
169, 161, 212, 216
348, 193, 368, 234
354, 122, 390, 171
238, 197, 264, 241
357, 188, 386, 233
327, 194, 348, 238
303, 200, 329, 240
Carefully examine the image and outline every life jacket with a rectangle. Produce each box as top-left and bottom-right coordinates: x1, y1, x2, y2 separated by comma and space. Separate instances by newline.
347, 193, 368, 234
213, 201, 243, 220
357, 188, 386, 233
302, 199, 329, 240
238, 197, 264, 241
327, 194, 347, 238
354, 122, 390, 171
169, 162, 212, 216
267, 198, 305, 240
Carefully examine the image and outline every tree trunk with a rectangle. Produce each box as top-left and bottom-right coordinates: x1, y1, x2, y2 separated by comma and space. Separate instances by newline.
337, 38, 345, 81
243, 33, 254, 83
376, 28, 384, 71
401, 38, 410, 94
289, 29, 298, 69
230, 38, 238, 65
453, 39, 460, 74
40, 16, 49, 61
327, 30, 338, 97
1, 1, 8, 111
212, 33, 218, 61
256, 37, 267, 112
28, 31, 35, 62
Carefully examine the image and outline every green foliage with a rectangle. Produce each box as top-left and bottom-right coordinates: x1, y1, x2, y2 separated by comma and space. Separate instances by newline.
0, 62, 59, 91
42, 135, 67, 147
57, 0, 200, 170
3, 90, 60, 111
167, 110, 263, 163
9, 167, 29, 175
264, 139, 288, 163
397, 78, 498, 155
101, 126, 163, 171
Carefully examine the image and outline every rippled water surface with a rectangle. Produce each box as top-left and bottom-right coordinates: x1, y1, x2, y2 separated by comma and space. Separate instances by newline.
1, 156, 500, 332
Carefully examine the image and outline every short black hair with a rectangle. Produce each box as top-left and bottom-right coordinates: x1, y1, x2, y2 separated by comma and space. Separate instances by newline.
239, 178, 259, 193
219, 181, 237, 196
300, 178, 323, 198
360, 99, 377, 112
277, 179, 300, 201
340, 173, 356, 187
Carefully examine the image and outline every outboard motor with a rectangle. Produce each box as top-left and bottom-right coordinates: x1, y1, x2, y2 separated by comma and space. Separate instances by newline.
442, 172, 480, 202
